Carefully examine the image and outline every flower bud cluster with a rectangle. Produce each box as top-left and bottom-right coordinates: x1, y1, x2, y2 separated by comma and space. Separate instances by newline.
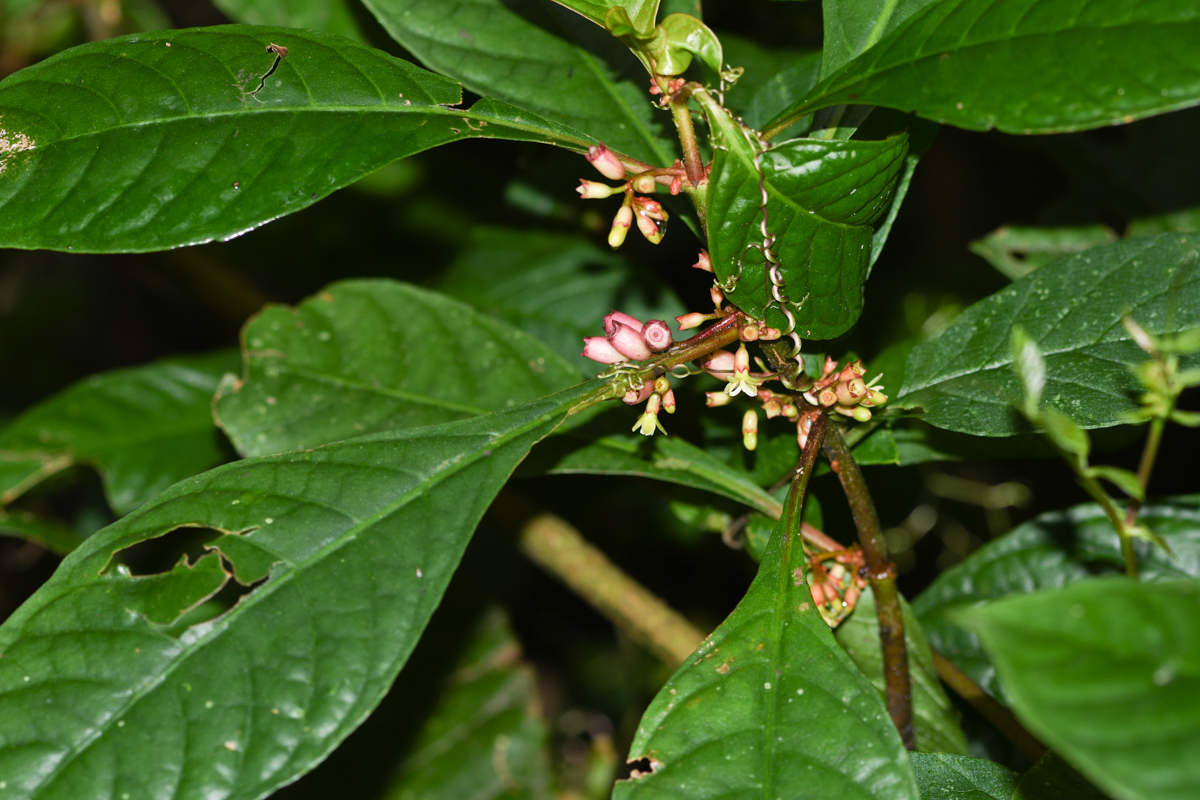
581, 310, 676, 366
577, 144, 671, 250
802, 358, 888, 423
807, 549, 869, 627
631, 375, 676, 437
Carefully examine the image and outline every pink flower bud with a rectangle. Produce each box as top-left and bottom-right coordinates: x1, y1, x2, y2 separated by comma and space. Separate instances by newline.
693, 250, 713, 273
630, 173, 657, 193
742, 410, 758, 451
817, 387, 838, 407
676, 312, 708, 331
762, 399, 782, 418
654, 376, 672, 395
703, 350, 736, 377
836, 378, 867, 407
608, 203, 633, 249
604, 310, 644, 337
587, 144, 627, 181
705, 391, 732, 407
642, 320, 673, 352
635, 209, 664, 244
739, 323, 760, 342
634, 196, 667, 221
581, 336, 627, 364
670, 174, 682, 195
608, 322, 652, 361
759, 327, 782, 341
623, 379, 655, 405
576, 179, 619, 199
710, 287, 725, 308
810, 581, 827, 607
735, 344, 751, 374
867, 389, 888, 406
662, 389, 676, 414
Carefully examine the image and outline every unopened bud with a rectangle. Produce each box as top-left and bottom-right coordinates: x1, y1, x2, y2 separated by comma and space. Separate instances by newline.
710, 286, 725, 308
670, 174, 683, 195
693, 251, 713, 273
623, 379, 655, 405
587, 144, 626, 181
630, 173, 657, 193
604, 310, 644, 337
818, 387, 838, 407
676, 312, 708, 331
735, 344, 751, 374
742, 410, 758, 451
740, 323, 760, 342
662, 389, 676, 413
641, 320, 672, 352
703, 350, 735, 376
705, 391, 732, 407
759, 327, 782, 341
836, 378, 867, 407
635, 208, 664, 244
608, 322, 652, 361
852, 405, 872, 422
654, 376, 672, 395
581, 336, 627, 364
782, 402, 799, 421
634, 196, 667, 221
608, 203, 633, 249
762, 399, 782, 418
576, 179, 619, 199
867, 389, 888, 406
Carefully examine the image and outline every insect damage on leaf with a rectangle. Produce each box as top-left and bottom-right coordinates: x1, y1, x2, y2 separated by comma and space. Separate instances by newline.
0, 117, 35, 174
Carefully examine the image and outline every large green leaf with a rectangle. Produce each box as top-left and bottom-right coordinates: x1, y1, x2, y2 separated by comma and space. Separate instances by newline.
909, 753, 1018, 800
360, 0, 676, 164
384, 609, 552, 800
611, 481, 917, 800
836, 589, 968, 755
0, 382, 595, 800
0, 509, 86, 555
437, 227, 685, 375
212, 0, 366, 41
957, 578, 1200, 800
214, 280, 581, 457
550, 0, 660, 33
914, 495, 1200, 699
0, 351, 237, 514
768, 0, 1200, 136
819, 0, 935, 80
706, 101, 908, 336
716, 37, 820, 133
897, 233, 1200, 436
1011, 753, 1108, 800
0, 26, 597, 253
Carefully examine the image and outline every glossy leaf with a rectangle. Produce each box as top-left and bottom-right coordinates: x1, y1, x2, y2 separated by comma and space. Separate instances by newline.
836, 589, 968, 755
384, 610, 552, 800
897, 234, 1200, 436
768, 0, 1200, 136
819, 0, 935, 80
1011, 752, 1107, 800
0, 382, 595, 800
214, 280, 580, 457
361, 0, 676, 164
909, 753, 1018, 800
612, 486, 917, 800
706, 102, 908, 335
437, 227, 686, 374
0, 351, 237, 514
550, 0, 660, 33
969, 225, 1118, 281
212, 0, 366, 41
0, 26, 597, 253
914, 495, 1200, 697
957, 578, 1200, 800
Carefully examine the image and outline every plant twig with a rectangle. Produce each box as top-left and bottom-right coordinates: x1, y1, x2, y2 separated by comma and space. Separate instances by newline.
931, 649, 1047, 763
669, 90, 706, 188
1124, 416, 1165, 530
494, 496, 705, 669
822, 423, 915, 749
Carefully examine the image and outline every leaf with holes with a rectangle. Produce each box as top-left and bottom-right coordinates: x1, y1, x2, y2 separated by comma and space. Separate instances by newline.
957, 578, 1200, 800
914, 495, 1200, 699
0, 382, 595, 800
767, 0, 1200, 137
0, 26, 597, 253
897, 233, 1200, 436
706, 104, 908, 337
611, 481, 917, 800
360, 0, 676, 165
0, 351, 238, 514
214, 280, 580, 457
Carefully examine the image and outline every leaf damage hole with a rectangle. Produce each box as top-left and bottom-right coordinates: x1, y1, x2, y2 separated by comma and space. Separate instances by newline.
0, 116, 36, 174
619, 757, 663, 781
233, 43, 288, 102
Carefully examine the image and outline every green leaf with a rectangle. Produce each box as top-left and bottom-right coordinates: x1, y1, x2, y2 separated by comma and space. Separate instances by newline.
214, 280, 581, 457
715, 37, 821, 134
0, 382, 595, 800
383, 609, 552, 800
767, 0, 1200, 136
0, 509, 86, 555
706, 101, 908, 336
653, 13, 723, 74
0, 26, 597, 253
1039, 407, 1090, 459
819, 0, 935, 80
0, 351, 237, 514
970, 225, 1118, 282
913, 495, 1200, 698
957, 578, 1200, 800
550, 0, 660, 33
360, 0, 676, 164
909, 753, 1019, 800
1010, 325, 1046, 417
437, 227, 685, 375
1085, 465, 1145, 502
836, 588, 969, 755
896, 234, 1200, 436
1012, 752, 1108, 800
611, 486, 918, 800
212, 0, 366, 41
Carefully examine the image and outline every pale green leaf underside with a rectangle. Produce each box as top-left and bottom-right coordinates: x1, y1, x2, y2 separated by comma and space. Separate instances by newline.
0, 351, 237, 514
0, 383, 594, 800
773, 0, 1200, 135
958, 578, 1200, 800
215, 280, 580, 457
0, 26, 595, 253
897, 233, 1200, 436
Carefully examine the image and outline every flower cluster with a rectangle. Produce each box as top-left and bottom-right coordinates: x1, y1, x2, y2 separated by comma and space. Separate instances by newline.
800, 358, 888, 423
581, 310, 675, 365
578, 144, 672, 249
806, 549, 869, 627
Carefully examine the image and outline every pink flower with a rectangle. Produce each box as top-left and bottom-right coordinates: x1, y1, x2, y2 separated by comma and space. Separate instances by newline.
634, 196, 667, 221
604, 310, 644, 337
587, 144, 627, 181
577, 179, 619, 199
661, 389, 676, 414
641, 319, 673, 352
581, 336, 627, 365
608, 322, 652, 361
675, 312, 708, 331
624, 379, 654, 405
703, 350, 735, 377
693, 251, 713, 273
635, 207, 664, 244
705, 391, 732, 408
630, 173, 656, 193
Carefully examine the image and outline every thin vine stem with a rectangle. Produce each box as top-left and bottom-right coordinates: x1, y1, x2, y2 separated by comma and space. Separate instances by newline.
1124, 416, 1165, 529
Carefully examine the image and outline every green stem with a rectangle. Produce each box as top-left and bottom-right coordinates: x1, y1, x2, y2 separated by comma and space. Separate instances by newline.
1124, 416, 1165, 529
1058, 449, 1139, 579
931, 649, 1047, 763
669, 92, 706, 188
822, 423, 915, 749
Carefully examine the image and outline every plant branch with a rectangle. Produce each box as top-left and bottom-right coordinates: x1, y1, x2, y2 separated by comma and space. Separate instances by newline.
1123, 416, 1165, 529
931, 649, 1047, 764
669, 91, 706, 188
493, 495, 705, 669
822, 423, 915, 749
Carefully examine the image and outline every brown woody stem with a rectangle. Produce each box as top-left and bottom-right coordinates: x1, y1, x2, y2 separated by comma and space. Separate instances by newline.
931, 649, 1047, 763
822, 423, 915, 749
